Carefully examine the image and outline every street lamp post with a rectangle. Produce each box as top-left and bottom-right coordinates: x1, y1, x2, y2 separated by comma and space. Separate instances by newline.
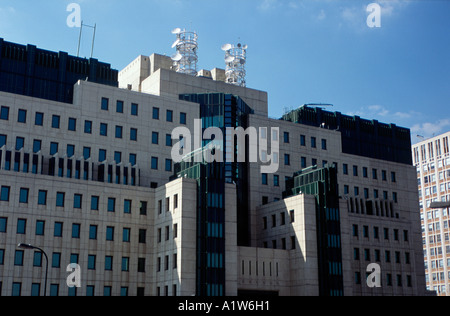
17, 243, 49, 296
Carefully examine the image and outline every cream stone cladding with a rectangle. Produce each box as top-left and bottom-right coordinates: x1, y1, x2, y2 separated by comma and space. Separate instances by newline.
0, 80, 200, 190
0, 168, 155, 296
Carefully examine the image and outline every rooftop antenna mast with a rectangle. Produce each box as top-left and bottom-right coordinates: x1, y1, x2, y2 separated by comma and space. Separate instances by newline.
221, 42, 248, 87
77, 21, 97, 58
171, 27, 199, 76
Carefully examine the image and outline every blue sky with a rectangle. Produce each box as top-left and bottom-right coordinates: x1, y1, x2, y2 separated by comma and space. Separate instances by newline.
0, 0, 449, 143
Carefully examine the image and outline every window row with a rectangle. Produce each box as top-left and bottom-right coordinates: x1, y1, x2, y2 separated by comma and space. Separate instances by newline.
0, 187, 148, 214
343, 185, 398, 202
4, 250, 149, 274
100, 97, 187, 125
282, 132, 327, 150
354, 271, 413, 288
262, 210, 295, 230
352, 224, 409, 242
262, 236, 297, 250
156, 224, 179, 242
342, 164, 397, 183
5, 281, 147, 296
0, 135, 140, 165
425, 257, 450, 270
353, 248, 411, 264
0, 218, 148, 243
0, 106, 142, 140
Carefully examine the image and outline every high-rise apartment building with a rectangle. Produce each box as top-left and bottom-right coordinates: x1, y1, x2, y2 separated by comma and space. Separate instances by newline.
412, 132, 450, 296
0, 38, 428, 296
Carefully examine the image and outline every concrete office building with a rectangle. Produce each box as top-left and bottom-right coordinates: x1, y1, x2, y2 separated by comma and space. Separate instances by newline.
0, 38, 428, 296
412, 132, 450, 296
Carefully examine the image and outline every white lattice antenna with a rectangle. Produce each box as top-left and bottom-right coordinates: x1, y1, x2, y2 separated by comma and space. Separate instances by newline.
222, 43, 247, 87
171, 27, 198, 76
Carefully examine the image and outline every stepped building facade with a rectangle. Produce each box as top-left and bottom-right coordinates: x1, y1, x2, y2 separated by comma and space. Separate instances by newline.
0, 38, 428, 296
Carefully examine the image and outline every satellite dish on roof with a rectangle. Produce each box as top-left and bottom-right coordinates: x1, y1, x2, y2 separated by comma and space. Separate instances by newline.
225, 56, 235, 63
171, 38, 181, 48
171, 53, 182, 61
221, 43, 232, 51
172, 28, 182, 34
243, 44, 248, 50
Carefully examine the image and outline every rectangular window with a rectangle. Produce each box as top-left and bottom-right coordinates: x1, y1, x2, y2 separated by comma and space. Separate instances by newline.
0, 106, 9, 120
353, 165, 358, 176
88, 255, 96, 270
284, 132, 289, 143
124, 200, 132, 214
90, 196, 99, 211
262, 173, 268, 185
14, 250, 24, 266
300, 135, 306, 146
301, 157, 307, 168
152, 132, 159, 145
116, 100, 124, 113
50, 142, 58, 155
101, 97, 109, 111
68, 118, 76, 131
67, 144, 75, 158
130, 128, 138, 141
100, 123, 108, 136
54, 222, 63, 237
19, 188, 29, 204
36, 221, 45, 236
123, 228, 131, 242
18, 109, 27, 123
0, 217, 7, 233
391, 172, 396, 183
114, 151, 122, 164
52, 115, 60, 129
35, 112, 44, 126
274, 174, 280, 187
84, 120, 92, 134
284, 154, 290, 166
321, 139, 327, 150
165, 159, 172, 172
343, 164, 348, 175
363, 167, 368, 178
108, 198, 116, 212
106, 226, 114, 241
17, 219, 26, 234
115, 126, 123, 139
180, 112, 187, 125
105, 256, 113, 271
131, 103, 138, 116
15, 137, 24, 150
140, 201, 148, 215
311, 137, 317, 148
129, 153, 137, 166
166, 110, 173, 122
83, 147, 91, 160
74, 194, 82, 209
166, 134, 172, 147
151, 157, 158, 170
139, 229, 146, 244
122, 257, 130, 271
0, 134, 6, 148
153, 107, 160, 120
1, 186, 10, 202
56, 192, 65, 207
33, 139, 42, 153
89, 225, 98, 240
72, 224, 81, 238
99, 149, 106, 162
